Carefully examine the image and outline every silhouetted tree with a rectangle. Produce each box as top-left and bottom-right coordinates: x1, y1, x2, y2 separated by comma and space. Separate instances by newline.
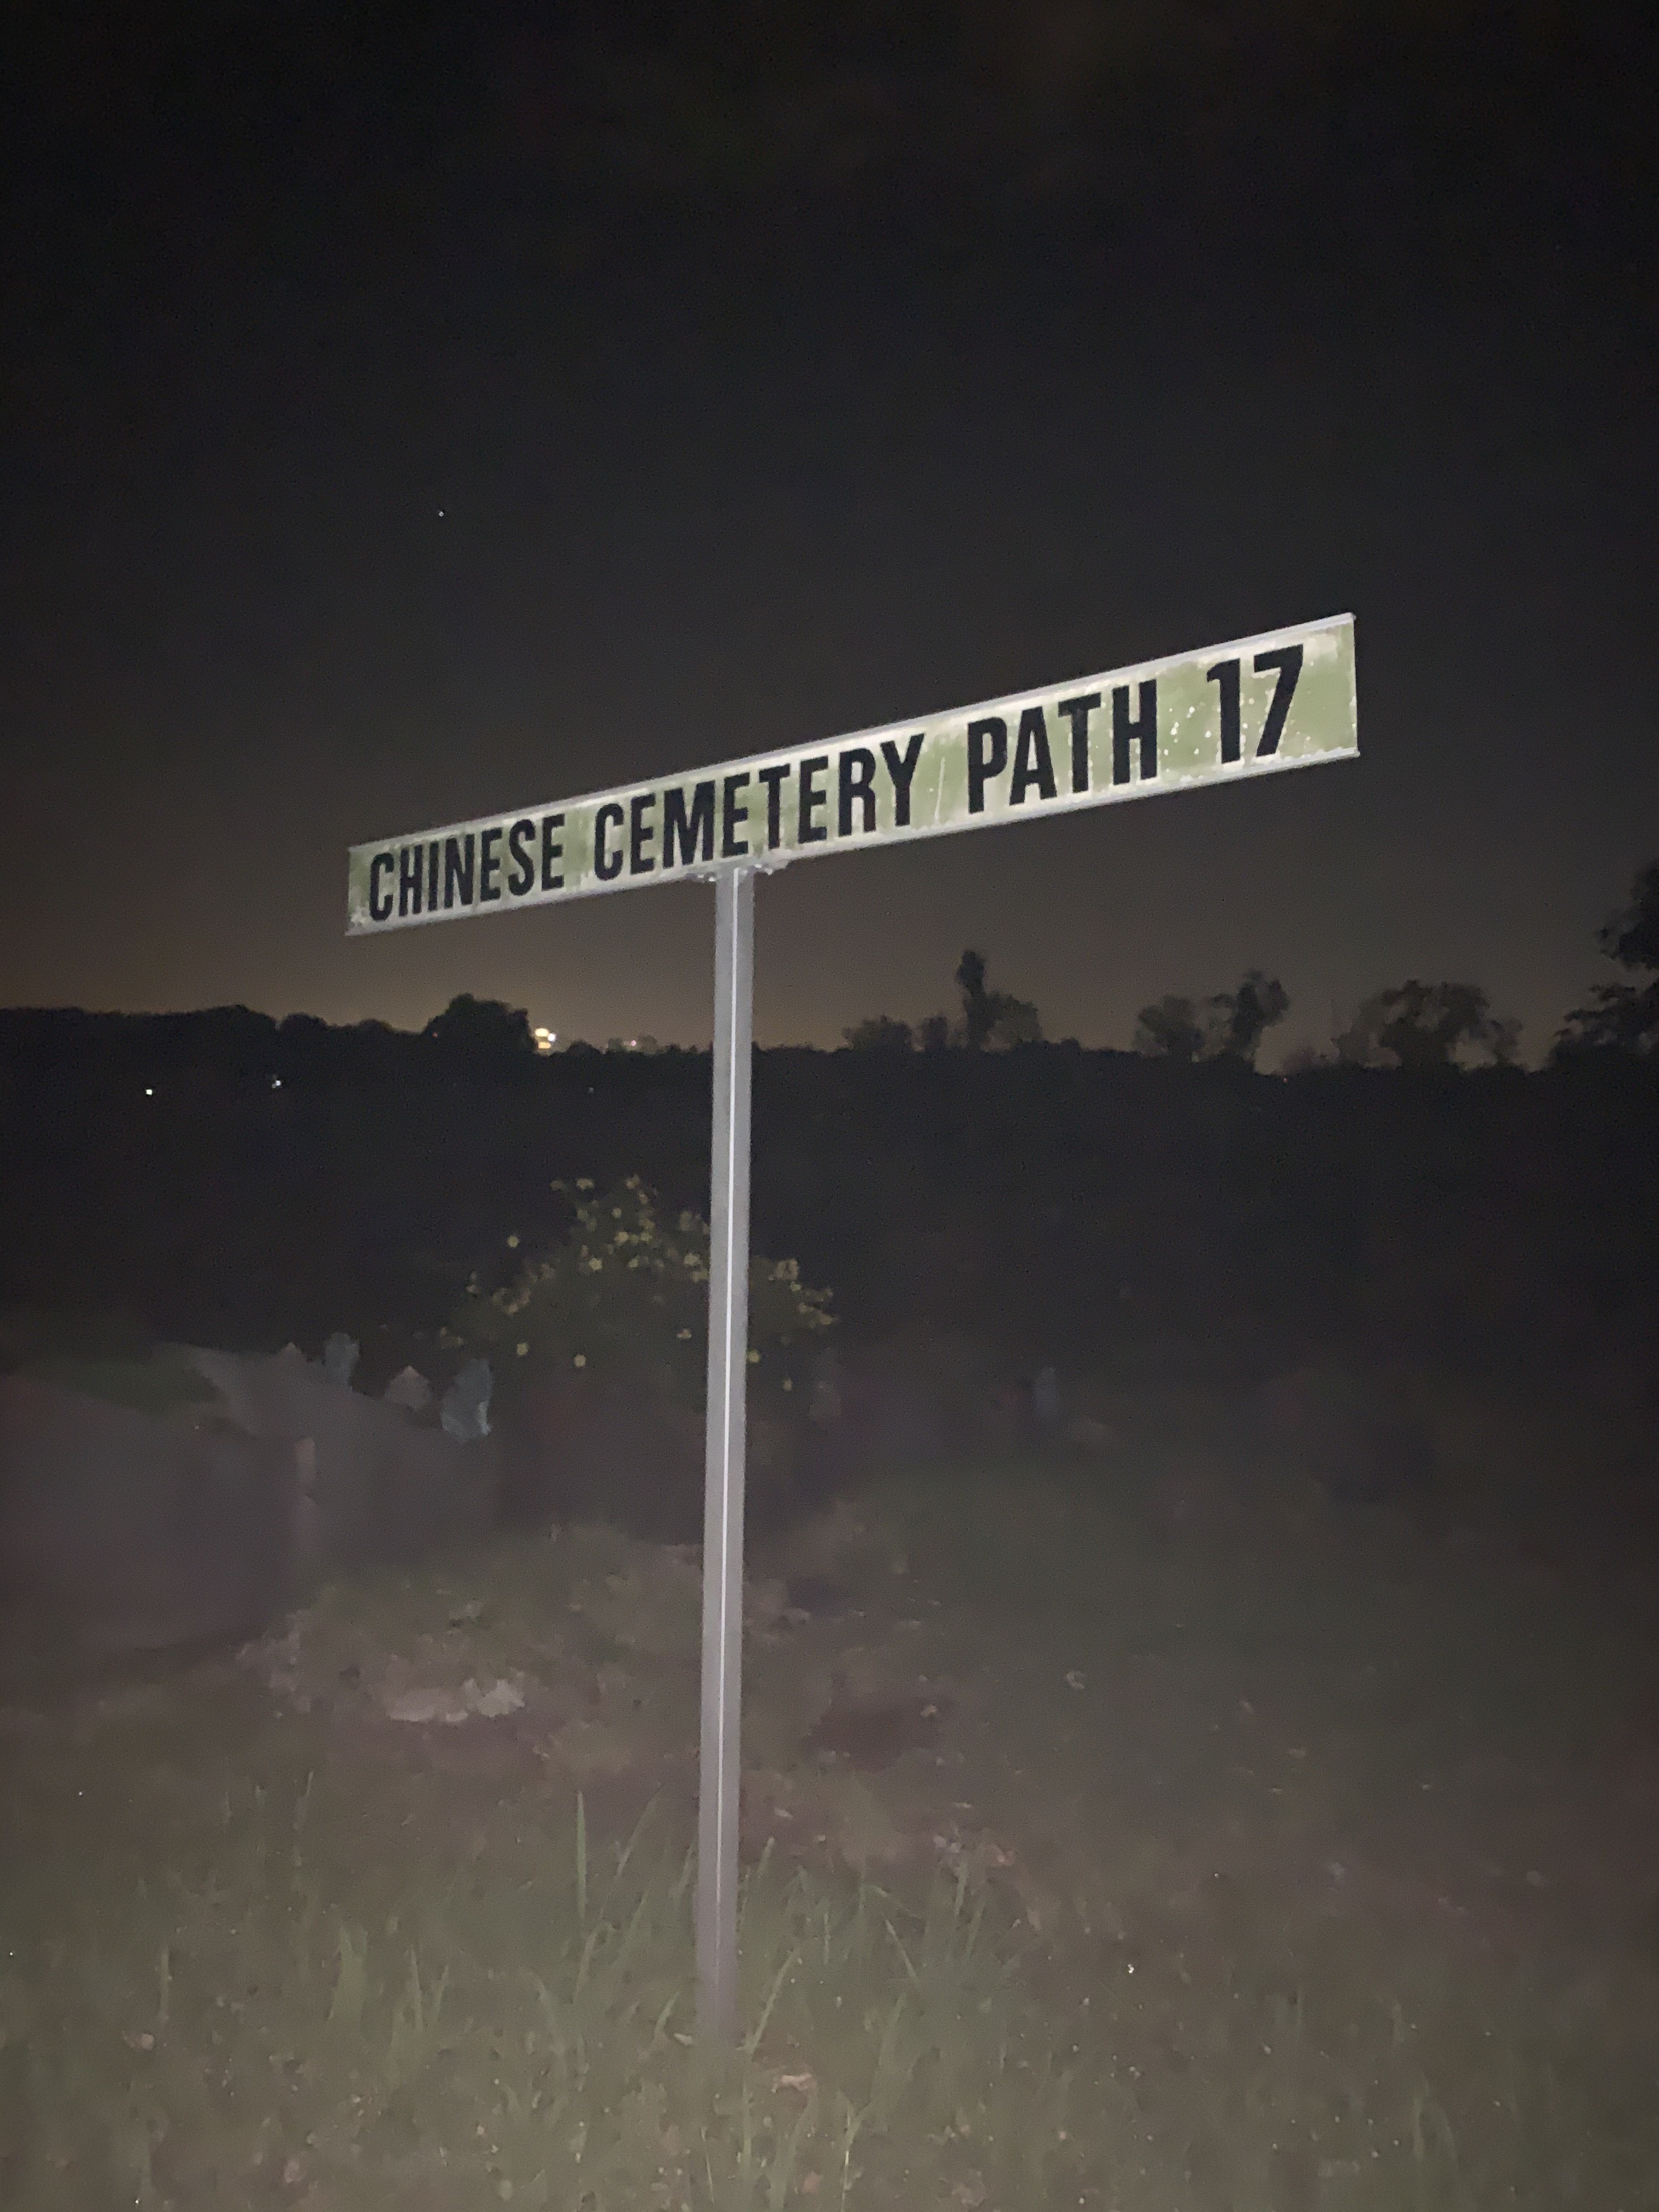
1133, 970, 1289, 1066
1554, 860, 1659, 1059
1213, 969, 1291, 1065
955, 950, 995, 1049
278, 1013, 417, 1083
1133, 995, 1207, 1064
952, 948, 1042, 1049
422, 994, 535, 1068
993, 995, 1041, 1046
1336, 980, 1517, 1070
843, 1015, 915, 1052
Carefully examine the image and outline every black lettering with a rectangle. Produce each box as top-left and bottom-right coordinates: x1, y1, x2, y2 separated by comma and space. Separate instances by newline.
443, 833, 476, 909
721, 774, 750, 857
879, 733, 925, 826
1207, 658, 1242, 763
1253, 644, 1302, 756
506, 819, 535, 896
1111, 681, 1157, 785
629, 791, 657, 874
967, 717, 1008, 813
757, 763, 790, 849
478, 824, 504, 902
427, 841, 439, 912
540, 813, 565, 890
398, 844, 424, 918
838, 747, 877, 836
1010, 706, 1057, 805
369, 851, 394, 923
663, 782, 715, 867
1057, 693, 1100, 794
798, 755, 830, 843
594, 803, 624, 881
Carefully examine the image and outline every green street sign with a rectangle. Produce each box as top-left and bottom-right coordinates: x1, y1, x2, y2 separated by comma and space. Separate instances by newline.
348, 613, 1356, 934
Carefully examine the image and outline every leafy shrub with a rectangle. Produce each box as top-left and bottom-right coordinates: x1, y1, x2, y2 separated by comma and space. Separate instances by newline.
443, 1176, 833, 1410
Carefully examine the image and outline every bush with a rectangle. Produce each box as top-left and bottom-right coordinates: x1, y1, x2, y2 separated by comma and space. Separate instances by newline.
443, 1176, 833, 1412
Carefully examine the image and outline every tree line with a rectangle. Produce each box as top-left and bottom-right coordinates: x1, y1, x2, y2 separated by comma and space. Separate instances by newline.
842, 860, 1659, 1073
2, 864, 1655, 1085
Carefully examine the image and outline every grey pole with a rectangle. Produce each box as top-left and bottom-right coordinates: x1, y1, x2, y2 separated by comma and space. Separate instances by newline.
697, 864, 755, 2039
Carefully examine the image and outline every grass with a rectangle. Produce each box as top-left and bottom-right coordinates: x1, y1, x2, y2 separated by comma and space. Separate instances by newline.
1, 1719, 1082, 2210
3, 1400, 1658, 2209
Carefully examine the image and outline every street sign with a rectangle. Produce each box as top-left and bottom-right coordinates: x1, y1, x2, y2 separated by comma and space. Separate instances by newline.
347, 614, 1356, 935
346, 612, 1358, 2038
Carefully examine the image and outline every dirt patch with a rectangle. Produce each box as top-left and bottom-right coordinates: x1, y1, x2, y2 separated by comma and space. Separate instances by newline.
218, 1511, 1031, 1933
805, 1689, 951, 1771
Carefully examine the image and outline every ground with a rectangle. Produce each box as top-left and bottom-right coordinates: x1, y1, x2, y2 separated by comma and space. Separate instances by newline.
2, 1372, 1657, 2210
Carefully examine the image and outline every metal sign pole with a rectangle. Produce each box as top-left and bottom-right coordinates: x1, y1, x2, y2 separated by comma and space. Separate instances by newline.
696, 864, 755, 2039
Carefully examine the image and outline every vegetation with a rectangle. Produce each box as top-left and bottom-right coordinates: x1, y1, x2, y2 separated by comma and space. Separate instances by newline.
421, 993, 538, 1068
839, 1015, 917, 1054
951, 950, 1041, 1051
842, 948, 1040, 1054
1132, 968, 1290, 1066
1335, 980, 1519, 1070
445, 1176, 833, 1411
2, 868, 1657, 1379
1555, 859, 1659, 1059
3, 1022, 1657, 1384
4, 1427, 1657, 2210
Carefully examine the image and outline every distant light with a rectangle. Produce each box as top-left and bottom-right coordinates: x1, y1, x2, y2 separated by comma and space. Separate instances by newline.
271, 1076, 282, 1088
144, 1086, 153, 1096
533, 1026, 557, 1055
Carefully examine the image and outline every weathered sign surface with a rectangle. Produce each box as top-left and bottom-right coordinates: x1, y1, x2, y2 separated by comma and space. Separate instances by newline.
348, 613, 1356, 933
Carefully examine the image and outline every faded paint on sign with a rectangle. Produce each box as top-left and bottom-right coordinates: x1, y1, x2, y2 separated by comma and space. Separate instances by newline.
347, 613, 1356, 934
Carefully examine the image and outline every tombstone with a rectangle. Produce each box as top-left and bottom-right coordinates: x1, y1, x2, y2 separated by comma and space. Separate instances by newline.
441, 1357, 493, 1442
183, 1346, 498, 1574
322, 1332, 360, 1387
382, 1365, 433, 1413
0, 1374, 299, 1658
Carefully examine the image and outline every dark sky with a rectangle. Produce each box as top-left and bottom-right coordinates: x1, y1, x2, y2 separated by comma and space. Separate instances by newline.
3, 3, 1654, 1058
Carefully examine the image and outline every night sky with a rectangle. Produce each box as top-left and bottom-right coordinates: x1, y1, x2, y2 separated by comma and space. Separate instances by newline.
4, 4, 1654, 1059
